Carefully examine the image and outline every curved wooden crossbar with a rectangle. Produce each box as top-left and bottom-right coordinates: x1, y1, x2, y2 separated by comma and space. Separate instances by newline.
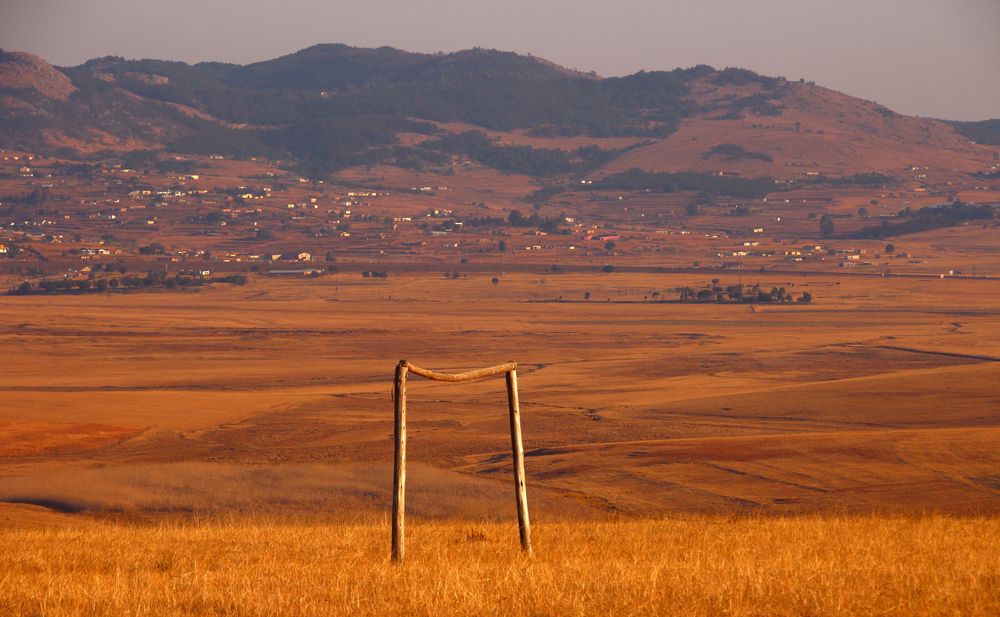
391, 359, 531, 563
401, 360, 517, 382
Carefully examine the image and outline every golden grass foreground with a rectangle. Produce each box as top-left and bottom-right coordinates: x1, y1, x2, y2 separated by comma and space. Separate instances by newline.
2, 515, 999, 616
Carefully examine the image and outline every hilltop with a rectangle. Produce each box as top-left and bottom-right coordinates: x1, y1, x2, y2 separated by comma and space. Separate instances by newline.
1, 44, 996, 183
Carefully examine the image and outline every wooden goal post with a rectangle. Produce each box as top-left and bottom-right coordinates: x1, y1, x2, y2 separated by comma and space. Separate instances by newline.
391, 359, 531, 563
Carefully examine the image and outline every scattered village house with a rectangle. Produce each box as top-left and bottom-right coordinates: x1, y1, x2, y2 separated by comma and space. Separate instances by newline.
272, 251, 312, 262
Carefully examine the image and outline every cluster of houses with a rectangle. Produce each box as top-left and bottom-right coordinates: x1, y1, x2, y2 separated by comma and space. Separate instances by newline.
718, 242, 901, 267
76, 247, 116, 257
271, 252, 312, 262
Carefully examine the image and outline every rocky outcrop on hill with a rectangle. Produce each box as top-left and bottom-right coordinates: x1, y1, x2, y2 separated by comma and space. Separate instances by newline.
0, 51, 77, 101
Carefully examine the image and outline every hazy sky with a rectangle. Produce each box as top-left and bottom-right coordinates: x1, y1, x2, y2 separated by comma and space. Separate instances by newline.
1, 0, 998, 120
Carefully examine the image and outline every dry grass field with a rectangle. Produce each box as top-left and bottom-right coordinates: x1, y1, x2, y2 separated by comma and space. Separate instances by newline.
1, 270, 999, 518
1, 267, 999, 615
1, 515, 998, 616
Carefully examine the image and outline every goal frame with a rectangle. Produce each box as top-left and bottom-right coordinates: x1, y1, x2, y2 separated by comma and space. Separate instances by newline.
391, 360, 531, 563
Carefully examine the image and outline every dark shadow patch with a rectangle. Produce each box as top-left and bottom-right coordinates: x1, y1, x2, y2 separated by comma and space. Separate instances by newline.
0, 497, 86, 513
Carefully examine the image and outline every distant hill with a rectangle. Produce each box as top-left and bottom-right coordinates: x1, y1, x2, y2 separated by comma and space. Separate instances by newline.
949, 119, 1000, 146
0, 45, 995, 182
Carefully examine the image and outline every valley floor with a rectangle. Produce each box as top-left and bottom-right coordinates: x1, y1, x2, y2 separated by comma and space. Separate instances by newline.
1, 269, 998, 616
1, 272, 998, 518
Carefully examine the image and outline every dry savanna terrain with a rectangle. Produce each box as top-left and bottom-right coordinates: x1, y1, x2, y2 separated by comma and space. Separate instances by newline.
2, 516, 999, 616
1, 267, 999, 615
2, 40, 1000, 616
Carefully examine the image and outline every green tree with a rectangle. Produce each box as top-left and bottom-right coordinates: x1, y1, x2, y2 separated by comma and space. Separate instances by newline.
138, 243, 166, 256
884, 243, 895, 254
819, 214, 835, 237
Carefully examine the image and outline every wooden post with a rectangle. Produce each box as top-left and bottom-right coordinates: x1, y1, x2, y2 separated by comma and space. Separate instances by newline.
391, 360, 407, 563
389, 360, 532, 560
506, 367, 532, 554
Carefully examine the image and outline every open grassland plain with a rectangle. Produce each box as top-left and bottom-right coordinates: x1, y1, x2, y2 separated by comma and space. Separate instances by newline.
1, 271, 999, 518
1, 516, 998, 617
1, 270, 999, 615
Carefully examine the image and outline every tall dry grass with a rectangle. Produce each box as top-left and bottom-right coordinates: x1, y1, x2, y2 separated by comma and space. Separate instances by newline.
1, 515, 998, 616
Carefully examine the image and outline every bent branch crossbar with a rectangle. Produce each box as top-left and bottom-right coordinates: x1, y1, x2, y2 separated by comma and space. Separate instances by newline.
391, 360, 532, 563
404, 360, 517, 382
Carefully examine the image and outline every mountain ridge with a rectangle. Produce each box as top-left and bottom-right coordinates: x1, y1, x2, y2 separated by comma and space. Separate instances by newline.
0, 45, 996, 182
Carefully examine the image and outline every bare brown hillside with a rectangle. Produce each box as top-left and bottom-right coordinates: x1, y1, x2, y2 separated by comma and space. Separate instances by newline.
597, 79, 990, 179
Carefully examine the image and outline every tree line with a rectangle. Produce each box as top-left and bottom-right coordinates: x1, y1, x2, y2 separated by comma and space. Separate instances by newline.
8, 272, 248, 295
850, 202, 994, 239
